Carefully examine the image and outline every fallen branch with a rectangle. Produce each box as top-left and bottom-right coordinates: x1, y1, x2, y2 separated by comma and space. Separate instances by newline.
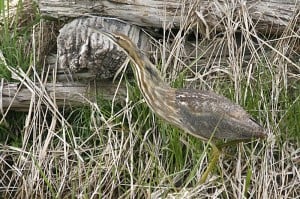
0, 80, 126, 111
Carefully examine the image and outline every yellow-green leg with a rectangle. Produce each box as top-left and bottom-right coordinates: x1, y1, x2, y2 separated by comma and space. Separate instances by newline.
200, 144, 221, 184
199, 140, 247, 183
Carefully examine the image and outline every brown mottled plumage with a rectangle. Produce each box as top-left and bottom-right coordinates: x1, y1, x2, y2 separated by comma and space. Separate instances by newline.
89, 27, 266, 183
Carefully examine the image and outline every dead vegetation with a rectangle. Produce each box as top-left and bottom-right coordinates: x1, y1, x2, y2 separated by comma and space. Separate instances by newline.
0, 0, 299, 198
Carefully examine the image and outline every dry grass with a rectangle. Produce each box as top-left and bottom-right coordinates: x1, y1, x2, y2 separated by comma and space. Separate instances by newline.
0, 0, 300, 198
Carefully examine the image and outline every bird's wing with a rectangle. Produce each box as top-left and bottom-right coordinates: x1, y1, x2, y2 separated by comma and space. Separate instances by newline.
174, 89, 265, 140
175, 89, 249, 120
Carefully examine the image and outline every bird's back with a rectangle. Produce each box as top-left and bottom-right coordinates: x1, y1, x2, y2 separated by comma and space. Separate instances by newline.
175, 89, 266, 141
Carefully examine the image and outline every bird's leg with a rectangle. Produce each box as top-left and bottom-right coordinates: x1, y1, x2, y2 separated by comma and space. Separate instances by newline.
199, 140, 250, 183
200, 144, 221, 184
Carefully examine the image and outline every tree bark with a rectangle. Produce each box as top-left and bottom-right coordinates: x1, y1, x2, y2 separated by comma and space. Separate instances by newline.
38, 0, 299, 34
56, 17, 151, 79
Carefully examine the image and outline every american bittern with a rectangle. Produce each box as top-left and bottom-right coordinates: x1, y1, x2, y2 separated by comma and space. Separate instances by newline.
90, 27, 266, 183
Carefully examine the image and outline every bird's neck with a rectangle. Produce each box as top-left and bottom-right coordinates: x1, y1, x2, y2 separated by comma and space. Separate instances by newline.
125, 46, 174, 110
130, 56, 174, 108
132, 60, 170, 91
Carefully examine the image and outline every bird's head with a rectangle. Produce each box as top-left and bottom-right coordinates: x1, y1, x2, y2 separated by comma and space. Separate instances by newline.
88, 26, 166, 88
88, 27, 144, 67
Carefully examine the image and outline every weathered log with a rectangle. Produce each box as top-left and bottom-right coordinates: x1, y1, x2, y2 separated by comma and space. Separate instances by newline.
57, 17, 152, 79
0, 81, 126, 111
39, 0, 299, 34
